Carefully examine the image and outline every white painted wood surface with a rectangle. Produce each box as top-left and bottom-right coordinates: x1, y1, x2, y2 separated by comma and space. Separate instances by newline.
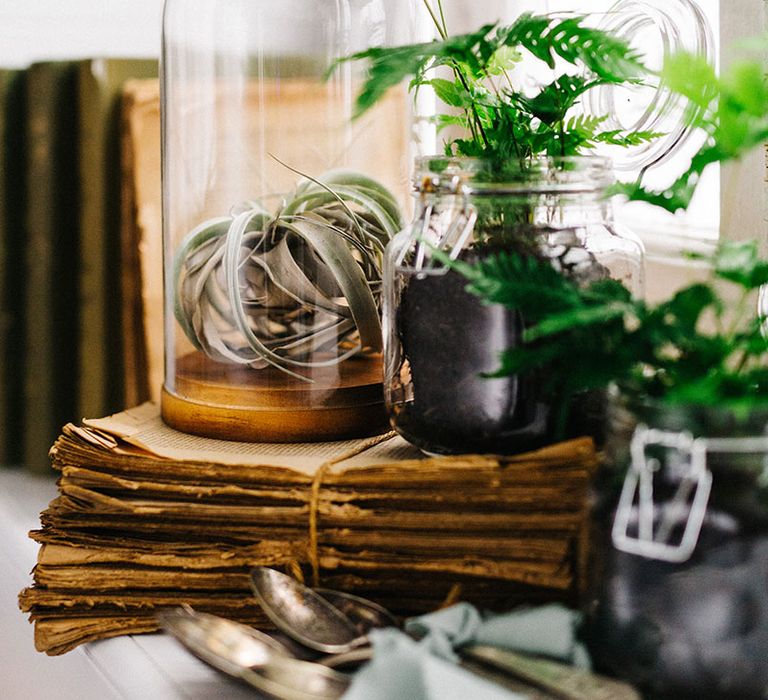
0, 471, 258, 700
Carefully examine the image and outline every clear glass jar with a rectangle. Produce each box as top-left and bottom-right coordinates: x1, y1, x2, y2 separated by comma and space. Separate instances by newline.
383, 156, 644, 455
160, 0, 421, 442
584, 0, 715, 173
585, 395, 768, 699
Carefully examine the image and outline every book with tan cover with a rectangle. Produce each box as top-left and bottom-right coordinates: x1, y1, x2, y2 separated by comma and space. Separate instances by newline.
120, 79, 163, 406
76, 59, 158, 420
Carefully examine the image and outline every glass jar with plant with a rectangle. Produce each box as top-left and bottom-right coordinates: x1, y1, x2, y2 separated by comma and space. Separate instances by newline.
384, 154, 643, 455
440, 40, 768, 696
342, 2, 685, 454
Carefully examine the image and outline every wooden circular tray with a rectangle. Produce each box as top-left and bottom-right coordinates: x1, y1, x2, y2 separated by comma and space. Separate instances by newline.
161, 351, 389, 442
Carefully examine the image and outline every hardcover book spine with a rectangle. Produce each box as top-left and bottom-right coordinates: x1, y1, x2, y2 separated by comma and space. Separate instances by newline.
23, 62, 80, 473
0, 69, 26, 465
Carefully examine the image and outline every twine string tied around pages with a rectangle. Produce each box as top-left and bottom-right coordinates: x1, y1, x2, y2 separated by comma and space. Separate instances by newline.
306, 431, 397, 587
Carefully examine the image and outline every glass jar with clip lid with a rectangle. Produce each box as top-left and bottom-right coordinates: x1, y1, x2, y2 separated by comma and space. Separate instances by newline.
381, 0, 715, 456
585, 397, 768, 698
383, 154, 643, 456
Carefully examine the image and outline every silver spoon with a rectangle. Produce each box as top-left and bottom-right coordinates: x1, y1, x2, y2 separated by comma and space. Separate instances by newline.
249, 568, 641, 700
157, 606, 350, 700
250, 567, 369, 654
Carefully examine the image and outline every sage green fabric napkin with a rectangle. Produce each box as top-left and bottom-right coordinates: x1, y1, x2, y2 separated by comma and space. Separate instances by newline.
342, 603, 588, 700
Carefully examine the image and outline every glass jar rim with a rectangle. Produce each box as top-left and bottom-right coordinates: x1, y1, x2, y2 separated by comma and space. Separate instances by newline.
413, 155, 616, 195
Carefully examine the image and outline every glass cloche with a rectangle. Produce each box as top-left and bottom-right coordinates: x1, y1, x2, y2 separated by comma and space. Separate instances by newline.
160, 0, 425, 441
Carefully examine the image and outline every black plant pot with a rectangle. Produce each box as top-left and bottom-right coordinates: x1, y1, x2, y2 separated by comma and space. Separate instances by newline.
584, 398, 768, 699
390, 250, 605, 455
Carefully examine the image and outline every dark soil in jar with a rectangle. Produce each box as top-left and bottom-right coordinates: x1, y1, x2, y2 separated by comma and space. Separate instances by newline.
392, 246, 604, 455
584, 456, 768, 699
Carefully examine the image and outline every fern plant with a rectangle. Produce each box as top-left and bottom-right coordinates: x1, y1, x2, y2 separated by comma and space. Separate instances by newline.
441, 240, 768, 414
340, 1, 659, 172
435, 39, 768, 414
334, 3, 667, 454
338, 2, 664, 262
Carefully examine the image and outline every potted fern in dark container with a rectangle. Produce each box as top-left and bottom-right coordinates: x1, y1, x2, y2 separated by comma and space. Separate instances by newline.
345, 4, 664, 454
458, 239, 768, 697
443, 40, 768, 696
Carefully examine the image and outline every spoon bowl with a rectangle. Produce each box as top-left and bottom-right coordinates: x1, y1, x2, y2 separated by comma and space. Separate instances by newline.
250, 567, 367, 654
157, 606, 350, 699
157, 607, 288, 675
315, 588, 399, 633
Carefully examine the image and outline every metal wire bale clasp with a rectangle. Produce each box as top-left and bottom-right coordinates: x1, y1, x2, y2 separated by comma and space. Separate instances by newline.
396, 176, 477, 274
612, 426, 768, 562
612, 425, 713, 563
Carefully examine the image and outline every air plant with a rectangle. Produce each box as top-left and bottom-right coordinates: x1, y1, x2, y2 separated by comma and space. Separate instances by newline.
172, 170, 402, 380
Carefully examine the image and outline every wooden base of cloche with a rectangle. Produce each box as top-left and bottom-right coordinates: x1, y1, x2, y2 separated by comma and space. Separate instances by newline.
161, 351, 389, 442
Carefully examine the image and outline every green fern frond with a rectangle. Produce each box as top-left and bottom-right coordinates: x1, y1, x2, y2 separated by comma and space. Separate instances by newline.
334, 23, 497, 117
564, 114, 608, 134
594, 129, 665, 146
460, 250, 583, 317
498, 12, 646, 81
511, 75, 604, 125
451, 242, 768, 407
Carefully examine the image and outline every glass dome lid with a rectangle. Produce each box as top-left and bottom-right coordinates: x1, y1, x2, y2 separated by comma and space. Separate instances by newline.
160, 0, 424, 442
584, 0, 715, 173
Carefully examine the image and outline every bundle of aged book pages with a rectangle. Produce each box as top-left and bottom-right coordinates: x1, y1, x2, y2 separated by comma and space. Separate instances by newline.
19, 403, 597, 655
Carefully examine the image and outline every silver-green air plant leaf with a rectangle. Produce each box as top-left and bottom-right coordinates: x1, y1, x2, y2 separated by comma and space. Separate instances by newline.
173, 170, 403, 381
